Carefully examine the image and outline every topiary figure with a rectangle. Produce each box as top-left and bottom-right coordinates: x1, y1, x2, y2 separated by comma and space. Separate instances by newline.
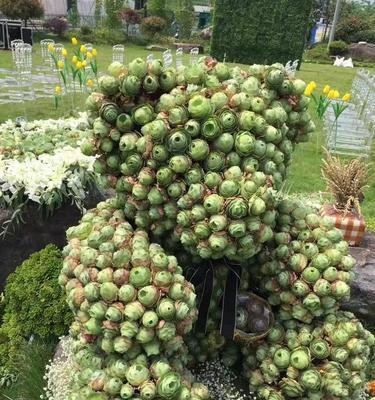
58, 56, 373, 400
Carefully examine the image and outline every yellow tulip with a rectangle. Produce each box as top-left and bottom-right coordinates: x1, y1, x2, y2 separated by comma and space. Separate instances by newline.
86, 51, 93, 59
80, 45, 87, 53
304, 86, 313, 97
82, 60, 87, 67
55, 86, 62, 95
327, 89, 336, 100
304, 82, 315, 97
48, 43, 55, 52
323, 85, 330, 95
342, 93, 351, 102
72, 37, 78, 45
72, 55, 78, 64
87, 79, 94, 88
334, 90, 340, 99
62, 48, 68, 57
76, 61, 83, 69
57, 60, 65, 69
92, 48, 98, 57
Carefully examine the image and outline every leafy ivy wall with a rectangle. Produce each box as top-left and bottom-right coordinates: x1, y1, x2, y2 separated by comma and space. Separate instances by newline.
211, 0, 314, 65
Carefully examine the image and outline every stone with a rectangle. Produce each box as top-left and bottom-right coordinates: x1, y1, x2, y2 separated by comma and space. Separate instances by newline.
348, 42, 375, 61
342, 233, 375, 326
146, 44, 169, 52
0, 187, 111, 290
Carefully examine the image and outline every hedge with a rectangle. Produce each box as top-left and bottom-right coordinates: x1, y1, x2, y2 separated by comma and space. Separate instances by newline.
211, 0, 314, 65
0, 244, 72, 378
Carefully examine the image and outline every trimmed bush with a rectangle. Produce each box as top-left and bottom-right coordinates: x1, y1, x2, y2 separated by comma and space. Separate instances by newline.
0, 245, 72, 377
45, 16, 68, 36
328, 40, 348, 56
141, 16, 167, 38
211, 0, 314, 65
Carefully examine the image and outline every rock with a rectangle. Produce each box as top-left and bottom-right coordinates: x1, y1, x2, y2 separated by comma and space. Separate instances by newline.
348, 42, 375, 61
146, 44, 169, 52
0, 187, 111, 290
342, 233, 375, 326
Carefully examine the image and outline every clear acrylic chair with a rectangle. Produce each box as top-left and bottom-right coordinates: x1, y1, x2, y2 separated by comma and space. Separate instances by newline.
11, 39, 24, 67
189, 47, 199, 66
40, 39, 55, 65
175, 47, 183, 68
84, 43, 93, 52
112, 45, 125, 63
163, 49, 172, 67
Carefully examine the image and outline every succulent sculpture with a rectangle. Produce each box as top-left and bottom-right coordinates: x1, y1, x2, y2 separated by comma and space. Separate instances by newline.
59, 57, 373, 400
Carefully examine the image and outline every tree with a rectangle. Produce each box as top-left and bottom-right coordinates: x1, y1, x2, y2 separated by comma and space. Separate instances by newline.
95, 0, 103, 26
104, 0, 124, 29
0, 0, 44, 25
120, 7, 142, 35
147, 0, 167, 18
174, 0, 194, 39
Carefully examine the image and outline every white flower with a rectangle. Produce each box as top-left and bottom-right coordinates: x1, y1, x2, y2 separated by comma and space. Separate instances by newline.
0, 146, 97, 207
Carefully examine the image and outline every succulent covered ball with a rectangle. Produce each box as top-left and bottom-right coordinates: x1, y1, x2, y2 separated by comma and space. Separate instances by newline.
82, 58, 314, 262
60, 201, 208, 400
253, 199, 356, 323
242, 311, 374, 400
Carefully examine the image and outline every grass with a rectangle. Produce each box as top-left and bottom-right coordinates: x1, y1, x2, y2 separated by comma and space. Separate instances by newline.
0, 39, 374, 219
0, 342, 54, 400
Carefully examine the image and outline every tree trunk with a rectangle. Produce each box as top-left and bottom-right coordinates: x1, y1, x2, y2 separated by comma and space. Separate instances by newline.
323, 0, 331, 41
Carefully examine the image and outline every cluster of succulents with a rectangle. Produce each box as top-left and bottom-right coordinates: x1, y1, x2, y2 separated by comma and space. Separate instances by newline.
81, 57, 314, 261
254, 198, 356, 324
57, 55, 374, 400
242, 311, 374, 400
60, 201, 209, 399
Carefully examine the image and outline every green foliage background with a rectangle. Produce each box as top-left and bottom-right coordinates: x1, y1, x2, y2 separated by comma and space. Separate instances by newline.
211, 0, 314, 65
0, 245, 72, 377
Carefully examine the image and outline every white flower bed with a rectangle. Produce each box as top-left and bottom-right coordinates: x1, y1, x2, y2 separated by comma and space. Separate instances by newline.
0, 147, 96, 205
0, 113, 99, 235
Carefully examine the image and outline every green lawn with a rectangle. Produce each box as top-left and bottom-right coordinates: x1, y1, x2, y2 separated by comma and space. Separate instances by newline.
0, 41, 374, 220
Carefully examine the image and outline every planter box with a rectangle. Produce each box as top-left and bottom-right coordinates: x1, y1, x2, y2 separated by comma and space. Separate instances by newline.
0, 187, 109, 290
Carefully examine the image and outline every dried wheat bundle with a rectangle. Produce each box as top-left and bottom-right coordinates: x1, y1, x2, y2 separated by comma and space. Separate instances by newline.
321, 150, 369, 215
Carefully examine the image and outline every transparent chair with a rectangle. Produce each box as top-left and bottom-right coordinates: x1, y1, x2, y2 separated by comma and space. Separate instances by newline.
11, 39, 24, 67
175, 47, 183, 68
163, 49, 172, 68
189, 47, 199, 66
40, 39, 55, 65
112, 44, 125, 63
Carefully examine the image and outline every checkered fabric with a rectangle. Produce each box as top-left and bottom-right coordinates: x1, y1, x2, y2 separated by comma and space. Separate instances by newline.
320, 205, 365, 246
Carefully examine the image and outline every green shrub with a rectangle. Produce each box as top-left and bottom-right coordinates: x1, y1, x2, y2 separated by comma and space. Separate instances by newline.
303, 43, 331, 63
351, 29, 375, 44
0, 245, 71, 377
141, 16, 167, 38
66, 28, 125, 45
328, 40, 348, 56
211, 0, 314, 65
80, 25, 93, 35
336, 15, 370, 43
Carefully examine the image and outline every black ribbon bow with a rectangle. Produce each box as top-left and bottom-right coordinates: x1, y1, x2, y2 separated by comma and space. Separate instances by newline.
187, 259, 242, 340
